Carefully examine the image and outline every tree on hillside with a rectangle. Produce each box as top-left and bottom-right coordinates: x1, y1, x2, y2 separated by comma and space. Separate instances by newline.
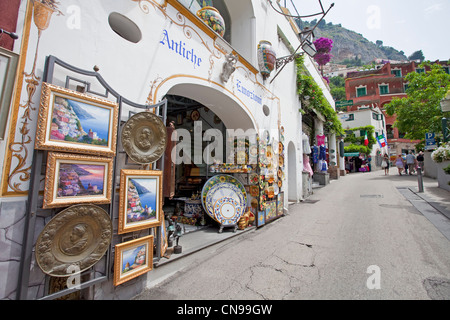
408, 50, 425, 62
385, 62, 450, 140
329, 76, 346, 101
376, 40, 383, 47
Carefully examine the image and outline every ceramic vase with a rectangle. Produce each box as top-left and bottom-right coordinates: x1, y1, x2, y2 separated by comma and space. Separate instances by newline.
257, 40, 276, 79
196, 6, 225, 37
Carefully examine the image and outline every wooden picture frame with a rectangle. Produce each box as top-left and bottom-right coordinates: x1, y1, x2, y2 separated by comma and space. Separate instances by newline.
35, 82, 119, 157
0, 48, 19, 140
118, 169, 163, 234
114, 235, 154, 286
43, 152, 114, 209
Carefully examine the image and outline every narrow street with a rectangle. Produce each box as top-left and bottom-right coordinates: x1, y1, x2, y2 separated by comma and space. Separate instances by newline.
134, 170, 450, 300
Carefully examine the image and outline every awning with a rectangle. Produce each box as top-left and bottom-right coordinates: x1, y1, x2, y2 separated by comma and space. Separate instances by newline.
344, 152, 360, 157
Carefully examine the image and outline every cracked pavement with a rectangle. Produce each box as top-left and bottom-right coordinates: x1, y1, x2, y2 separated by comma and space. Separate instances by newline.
134, 170, 450, 300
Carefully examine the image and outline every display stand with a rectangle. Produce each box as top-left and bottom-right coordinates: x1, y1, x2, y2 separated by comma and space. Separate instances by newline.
16, 55, 167, 300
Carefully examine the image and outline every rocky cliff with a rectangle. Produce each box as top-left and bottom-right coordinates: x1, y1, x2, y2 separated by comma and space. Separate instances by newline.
298, 19, 408, 65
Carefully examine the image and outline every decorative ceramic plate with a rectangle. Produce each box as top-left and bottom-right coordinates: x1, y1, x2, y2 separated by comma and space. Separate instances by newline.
190, 110, 200, 121
35, 204, 112, 277
278, 168, 283, 178
213, 197, 242, 226
249, 185, 259, 197
279, 155, 284, 167
249, 173, 259, 185
202, 175, 247, 221
204, 182, 245, 224
121, 111, 167, 164
249, 145, 258, 158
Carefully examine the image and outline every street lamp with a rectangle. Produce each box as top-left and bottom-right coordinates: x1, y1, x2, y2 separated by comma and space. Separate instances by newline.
268, 0, 334, 83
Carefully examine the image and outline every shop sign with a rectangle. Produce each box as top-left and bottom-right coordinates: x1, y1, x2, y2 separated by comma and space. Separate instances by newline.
425, 132, 437, 150
159, 29, 203, 69
236, 78, 262, 105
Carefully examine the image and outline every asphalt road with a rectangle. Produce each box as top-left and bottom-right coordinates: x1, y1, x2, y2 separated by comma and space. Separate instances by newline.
134, 170, 450, 300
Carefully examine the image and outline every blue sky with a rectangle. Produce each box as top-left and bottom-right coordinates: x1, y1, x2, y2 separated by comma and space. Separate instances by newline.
283, 0, 450, 61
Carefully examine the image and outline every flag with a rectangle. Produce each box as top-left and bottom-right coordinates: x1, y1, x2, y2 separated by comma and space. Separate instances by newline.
364, 132, 369, 146
377, 134, 386, 148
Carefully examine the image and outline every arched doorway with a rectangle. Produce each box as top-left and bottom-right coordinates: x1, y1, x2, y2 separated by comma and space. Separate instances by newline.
165, 82, 256, 131
287, 141, 297, 202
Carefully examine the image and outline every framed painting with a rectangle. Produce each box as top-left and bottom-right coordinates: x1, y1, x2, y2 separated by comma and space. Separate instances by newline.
118, 169, 163, 234
277, 192, 284, 217
0, 48, 19, 140
265, 200, 277, 222
114, 235, 154, 286
35, 82, 119, 157
43, 152, 114, 209
257, 210, 265, 227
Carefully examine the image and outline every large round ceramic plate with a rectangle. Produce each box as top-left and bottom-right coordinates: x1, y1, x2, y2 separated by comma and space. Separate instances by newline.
35, 204, 112, 277
202, 175, 247, 225
202, 175, 246, 213
121, 111, 167, 164
213, 197, 242, 226
204, 182, 245, 223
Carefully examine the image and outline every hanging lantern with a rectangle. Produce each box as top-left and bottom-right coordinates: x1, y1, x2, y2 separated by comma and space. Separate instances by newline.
196, 6, 226, 37
257, 40, 276, 80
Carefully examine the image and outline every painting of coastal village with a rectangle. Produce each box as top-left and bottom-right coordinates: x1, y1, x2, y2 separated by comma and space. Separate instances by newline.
57, 162, 106, 198
126, 178, 158, 225
50, 95, 111, 147
121, 244, 148, 275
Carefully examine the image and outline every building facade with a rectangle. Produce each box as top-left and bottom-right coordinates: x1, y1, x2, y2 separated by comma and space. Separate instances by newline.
344, 61, 450, 158
0, 0, 336, 300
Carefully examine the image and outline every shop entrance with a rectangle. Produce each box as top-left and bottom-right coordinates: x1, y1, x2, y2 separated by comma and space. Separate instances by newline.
159, 83, 258, 254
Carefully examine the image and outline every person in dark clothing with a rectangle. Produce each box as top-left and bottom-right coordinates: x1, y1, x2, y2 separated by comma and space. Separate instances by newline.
417, 151, 424, 171
355, 156, 362, 172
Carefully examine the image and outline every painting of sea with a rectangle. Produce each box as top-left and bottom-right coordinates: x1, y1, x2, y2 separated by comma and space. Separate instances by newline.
126, 178, 158, 224
50, 96, 111, 147
57, 163, 106, 198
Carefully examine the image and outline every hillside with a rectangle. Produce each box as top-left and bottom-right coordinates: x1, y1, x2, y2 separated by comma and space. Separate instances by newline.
297, 19, 408, 65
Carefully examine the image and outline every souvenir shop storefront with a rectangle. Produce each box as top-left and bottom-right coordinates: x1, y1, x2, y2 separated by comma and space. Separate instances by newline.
160, 85, 287, 241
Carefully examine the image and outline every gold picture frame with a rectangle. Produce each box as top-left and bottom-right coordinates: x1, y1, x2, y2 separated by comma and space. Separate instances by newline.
118, 169, 163, 234
43, 152, 114, 209
0, 48, 19, 140
35, 82, 119, 157
114, 235, 154, 286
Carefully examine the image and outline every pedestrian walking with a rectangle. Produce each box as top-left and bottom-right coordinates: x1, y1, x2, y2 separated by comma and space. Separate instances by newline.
381, 153, 390, 175
406, 151, 416, 175
395, 155, 405, 175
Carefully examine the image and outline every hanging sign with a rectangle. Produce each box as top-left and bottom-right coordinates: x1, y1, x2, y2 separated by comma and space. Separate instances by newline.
425, 132, 437, 150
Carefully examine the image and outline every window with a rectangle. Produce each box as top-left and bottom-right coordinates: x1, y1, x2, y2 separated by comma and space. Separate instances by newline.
403, 83, 409, 92
415, 68, 424, 74
356, 86, 367, 97
444, 66, 450, 74
372, 113, 382, 120
391, 69, 402, 77
379, 84, 389, 95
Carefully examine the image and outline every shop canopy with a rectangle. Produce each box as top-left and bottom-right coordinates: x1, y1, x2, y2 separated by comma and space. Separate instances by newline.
344, 152, 360, 157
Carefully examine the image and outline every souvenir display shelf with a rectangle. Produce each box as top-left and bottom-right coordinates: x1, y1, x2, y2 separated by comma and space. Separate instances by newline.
16, 56, 167, 300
